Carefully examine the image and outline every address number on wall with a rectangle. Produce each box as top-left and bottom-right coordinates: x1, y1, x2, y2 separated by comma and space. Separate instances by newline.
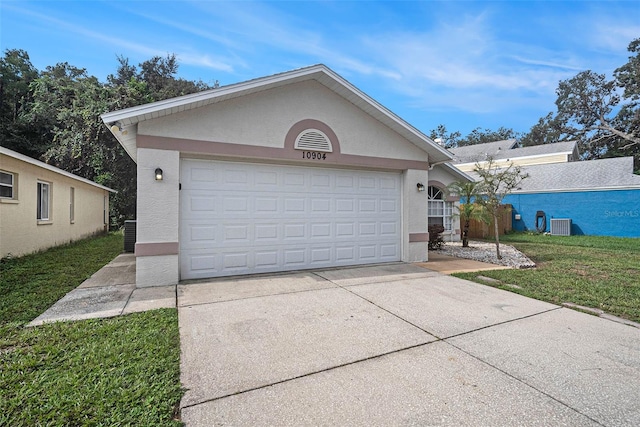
301, 151, 327, 160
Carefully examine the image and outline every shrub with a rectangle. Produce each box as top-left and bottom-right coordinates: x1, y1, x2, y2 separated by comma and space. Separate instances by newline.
428, 224, 445, 250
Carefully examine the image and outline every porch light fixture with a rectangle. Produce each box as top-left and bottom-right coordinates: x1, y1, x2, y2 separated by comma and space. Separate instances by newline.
416, 183, 425, 192
155, 168, 163, 181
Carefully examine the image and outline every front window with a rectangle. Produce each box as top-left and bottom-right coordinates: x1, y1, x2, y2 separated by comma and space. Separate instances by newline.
428, 186, 453, 231
0, 171, 14, 199
37, 181, 50, 220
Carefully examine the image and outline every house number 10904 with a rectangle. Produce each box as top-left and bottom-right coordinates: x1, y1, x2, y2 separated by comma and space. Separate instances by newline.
302, 151, 327, 160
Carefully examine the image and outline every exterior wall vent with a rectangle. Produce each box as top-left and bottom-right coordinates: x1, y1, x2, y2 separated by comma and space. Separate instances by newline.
550, 218, 572, 236
294, 129, 333, 152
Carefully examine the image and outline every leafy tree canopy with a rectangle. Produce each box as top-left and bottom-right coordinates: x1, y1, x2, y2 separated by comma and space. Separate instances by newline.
429, 125, 520, 149
0, 50, 216, 226
520, 38, 639, 168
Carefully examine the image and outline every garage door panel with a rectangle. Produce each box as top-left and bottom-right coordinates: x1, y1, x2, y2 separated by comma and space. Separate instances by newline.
283, 172, 306, 188
284, 197, 305, 212
381, 244, 400, 258
180, 159, 401, 279
255, 223, 279, 241
381, 221, 398, 235
311, 173, 331, 188
255, 197, 279, 213
358, 199, 377, 213
336, 222, 355, 238
185, 252, 218, 276
255, 250, 279, 268
381, 198, 399, 213
359, 245, 379, 260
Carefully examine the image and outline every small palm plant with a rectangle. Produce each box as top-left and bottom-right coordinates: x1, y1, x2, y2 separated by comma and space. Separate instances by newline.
446, 181, 489, 248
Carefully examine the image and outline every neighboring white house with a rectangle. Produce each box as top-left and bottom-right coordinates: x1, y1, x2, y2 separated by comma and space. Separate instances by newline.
0, 146, 115, 258
451, 139, 580, 172
102, 64, 461, 286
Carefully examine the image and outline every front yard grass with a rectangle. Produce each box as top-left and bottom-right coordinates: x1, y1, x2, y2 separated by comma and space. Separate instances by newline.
0, 232, 183, 426
453, 234, 640, 323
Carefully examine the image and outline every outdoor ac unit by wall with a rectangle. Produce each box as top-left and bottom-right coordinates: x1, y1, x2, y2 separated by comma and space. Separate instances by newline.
550, 218, 572, 236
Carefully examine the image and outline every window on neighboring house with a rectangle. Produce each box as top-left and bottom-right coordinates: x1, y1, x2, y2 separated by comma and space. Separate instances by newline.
0, 171, 14, 199
103, 195, 107, 225
70, 187, 75, 223
427, 186, 453, 231
37, 181, 50, 221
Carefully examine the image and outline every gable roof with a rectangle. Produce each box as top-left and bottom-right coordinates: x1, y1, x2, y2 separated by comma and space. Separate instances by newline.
450, 140, 578, 165
466, 156, 640, 193
101, 64, 453, 165
0, 147, 116, 192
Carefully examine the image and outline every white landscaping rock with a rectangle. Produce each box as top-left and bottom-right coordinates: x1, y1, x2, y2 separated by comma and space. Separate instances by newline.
437, 240, 536, 269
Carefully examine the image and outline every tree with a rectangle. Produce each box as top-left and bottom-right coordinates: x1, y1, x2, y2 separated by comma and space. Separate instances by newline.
429, 125, 521, 148
521, 38, 640, 166
474, 157, 529, 259
429, 124, 462, 148
12, 53, 216, 227
0, 49, 49, 157
554, 70, 632, 157
446, 181, 488, 248
458, 127, 521, 147
519, 112, 564, 147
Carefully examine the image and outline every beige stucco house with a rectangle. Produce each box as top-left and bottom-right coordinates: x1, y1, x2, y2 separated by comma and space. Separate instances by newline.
102, 64, 469, 287
0, 146, 114, 258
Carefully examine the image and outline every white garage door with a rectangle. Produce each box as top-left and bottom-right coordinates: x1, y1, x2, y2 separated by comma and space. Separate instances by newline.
180, 159, 401, 279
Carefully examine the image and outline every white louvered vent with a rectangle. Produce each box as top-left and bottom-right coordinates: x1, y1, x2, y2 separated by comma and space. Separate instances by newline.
550, 219, 572, 236
294, 129, 333, 152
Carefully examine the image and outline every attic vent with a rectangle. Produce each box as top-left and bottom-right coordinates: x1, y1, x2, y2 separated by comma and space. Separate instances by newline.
294, 129, 333, 152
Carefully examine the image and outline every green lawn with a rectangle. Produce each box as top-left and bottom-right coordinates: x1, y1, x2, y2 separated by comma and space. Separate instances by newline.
454, 234, 640, 323
0, 233, 183, 426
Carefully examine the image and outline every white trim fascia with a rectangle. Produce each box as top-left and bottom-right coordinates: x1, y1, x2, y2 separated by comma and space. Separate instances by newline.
0, 147, 116, 193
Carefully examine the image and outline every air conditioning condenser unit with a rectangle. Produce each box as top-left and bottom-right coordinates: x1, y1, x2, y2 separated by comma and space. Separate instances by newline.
550, 218, 571, 236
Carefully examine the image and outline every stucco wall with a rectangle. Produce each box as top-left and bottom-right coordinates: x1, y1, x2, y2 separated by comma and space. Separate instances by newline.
0, 154, 109, 258
135, 148, 180, 286
403, 169, 429, 261
138, 80, 429, 163
506, 190, 640, 237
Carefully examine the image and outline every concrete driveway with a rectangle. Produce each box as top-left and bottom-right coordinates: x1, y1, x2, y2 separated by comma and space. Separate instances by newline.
177, 263, 640, 426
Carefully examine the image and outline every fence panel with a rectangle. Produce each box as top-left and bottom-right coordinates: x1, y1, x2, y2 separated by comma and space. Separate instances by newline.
466, 204, 512, 238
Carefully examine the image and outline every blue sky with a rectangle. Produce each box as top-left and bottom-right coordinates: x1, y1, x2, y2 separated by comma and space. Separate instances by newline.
2, 1, 639, 137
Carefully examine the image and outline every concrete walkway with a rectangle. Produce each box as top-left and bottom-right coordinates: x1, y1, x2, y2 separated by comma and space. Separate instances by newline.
29, 253, 175, 326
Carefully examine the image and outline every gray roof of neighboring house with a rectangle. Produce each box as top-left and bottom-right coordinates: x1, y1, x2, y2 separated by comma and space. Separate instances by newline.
467, 156, 640, 192
450, 140, 578, 164
449, 139, 518, 163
